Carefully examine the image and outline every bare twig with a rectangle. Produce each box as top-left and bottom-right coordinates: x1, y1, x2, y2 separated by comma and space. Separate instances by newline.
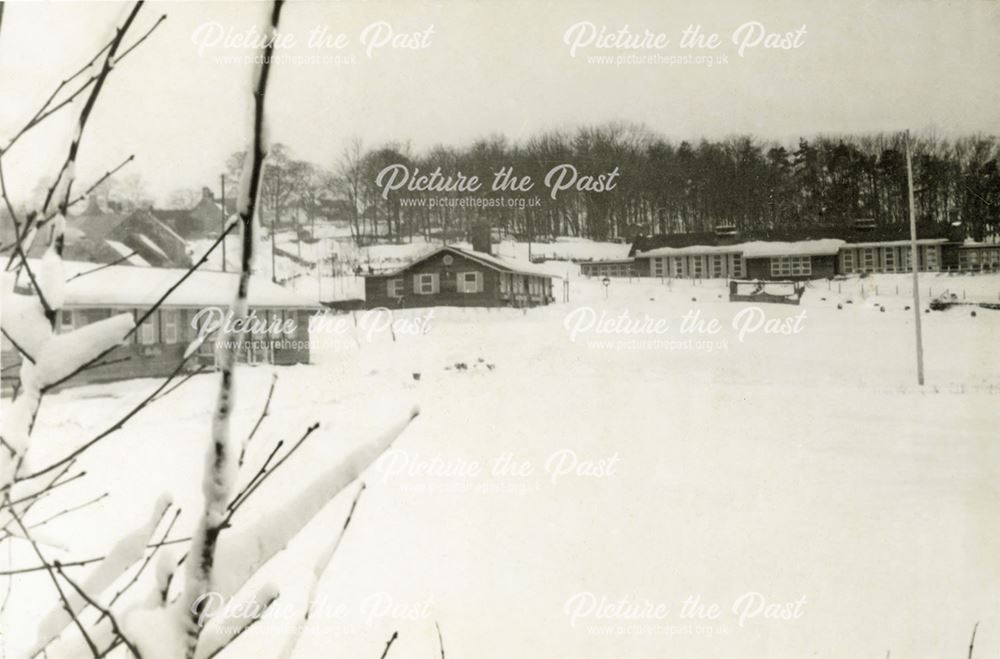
4, 470, 86, 507
151, 362, 208, 402
65, 248, 138, 283
54, 561, 142, 659
17, 351, 199, 482
967, 621, 978, 659
435, 620, 446, 659
5, 494, 100, 658
224, 422, 319, 522
39, 3, 146, 223
27, 492, 109, 531
101, 506, 181, 619
228, 440, 284, 512
238, 372, 277, 467
379, 631, 399, 659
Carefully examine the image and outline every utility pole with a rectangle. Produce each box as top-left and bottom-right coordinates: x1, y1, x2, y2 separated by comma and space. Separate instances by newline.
272, 167, 279, 283
905, 130, 925, 386
220, 173, 226, 272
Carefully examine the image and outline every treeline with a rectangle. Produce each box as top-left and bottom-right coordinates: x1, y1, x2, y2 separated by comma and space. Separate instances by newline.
215, 125, 1000, 244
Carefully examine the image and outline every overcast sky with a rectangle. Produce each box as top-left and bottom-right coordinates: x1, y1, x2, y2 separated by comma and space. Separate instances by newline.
2, 0, 999, 204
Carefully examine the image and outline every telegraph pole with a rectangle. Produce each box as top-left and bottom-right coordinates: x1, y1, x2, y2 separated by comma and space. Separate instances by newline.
905, 130, 925, 386
272, 168, 279, 283
220, 173, 226, 272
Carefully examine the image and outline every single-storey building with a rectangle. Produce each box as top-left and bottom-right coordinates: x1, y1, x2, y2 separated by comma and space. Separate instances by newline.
956, 242, 1000, 272
1, 262, 321, 392
631, 220, 964, 280
363, 245, 556, 309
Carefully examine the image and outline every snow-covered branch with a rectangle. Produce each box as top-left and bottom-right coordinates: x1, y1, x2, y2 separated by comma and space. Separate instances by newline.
179, 3, 285, 656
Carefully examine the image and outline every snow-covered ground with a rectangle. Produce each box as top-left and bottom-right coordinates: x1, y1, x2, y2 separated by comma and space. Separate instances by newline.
3, 273, 999, 658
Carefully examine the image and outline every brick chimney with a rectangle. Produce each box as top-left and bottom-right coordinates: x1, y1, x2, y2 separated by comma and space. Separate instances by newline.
470, 221, 492, 255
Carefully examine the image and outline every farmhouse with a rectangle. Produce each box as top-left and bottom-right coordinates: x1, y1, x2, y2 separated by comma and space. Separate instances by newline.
1, 262, 321, 392
363, 245, 556, 309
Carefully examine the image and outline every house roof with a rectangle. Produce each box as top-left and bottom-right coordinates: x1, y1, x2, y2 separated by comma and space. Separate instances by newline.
70, 212, 129, 239
28, 261, 321, 309
366, 246, 558, 279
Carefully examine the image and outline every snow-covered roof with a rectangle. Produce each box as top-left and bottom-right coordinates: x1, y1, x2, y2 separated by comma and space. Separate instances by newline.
637, 239, 845, 259
369, 246, 558, 279
740, 239, 845, 258
846, 239, 948, 249
105, 240, 150, 266
637, 244, 745, 257
45, 261, 321, 309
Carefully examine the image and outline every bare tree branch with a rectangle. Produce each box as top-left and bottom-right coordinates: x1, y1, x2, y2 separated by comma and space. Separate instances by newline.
53, 561, 142, 659
5, 494, 100, 658
435, 620, 446, 659
225, 422, 319, 522
101, 506, 181, 619
238, 372, 277, 467
183, 4, 285, 656
379, 631, 399, 659
16, 351, 199, 482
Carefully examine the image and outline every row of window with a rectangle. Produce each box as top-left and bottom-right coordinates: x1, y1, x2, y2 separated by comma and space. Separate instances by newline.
650, 254, 745, 279
57, 308, 303, 346
385, 272, 549, 297
958, 248, 1000, 269
386, 272, 485, 297
840, 246, 940, 274
770, 256, 812, 277
582, 263, 636, 277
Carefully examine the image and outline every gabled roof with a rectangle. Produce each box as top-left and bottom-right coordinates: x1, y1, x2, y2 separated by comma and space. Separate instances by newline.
25, 261, 321, 309
71, 211, 129, 239
366, 245, 557, 279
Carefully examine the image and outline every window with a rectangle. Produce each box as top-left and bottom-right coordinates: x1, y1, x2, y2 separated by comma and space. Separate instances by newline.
414, 273, 439, 295
731, 254, 744, 278
138, 310, 157, 345
691, 256, 703, 278
862, 248, 876, 271
770, 256, 812, 277
841, 249, 854, 274
161, 309, 180, 344
711, 254, 724, 278
386, 278, 404, 297
884, 248, 895, 272
269, 310, 285, 338
651, 258, 665, 277
442, 254, 454, 266
924, 246, 938, 271
59, 310, 75, 334
458, 271, 483, 293
672, 257, 684, 277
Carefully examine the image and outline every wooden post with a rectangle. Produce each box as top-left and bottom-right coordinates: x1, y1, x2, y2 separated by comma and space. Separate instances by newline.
905, 130, 925, 386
